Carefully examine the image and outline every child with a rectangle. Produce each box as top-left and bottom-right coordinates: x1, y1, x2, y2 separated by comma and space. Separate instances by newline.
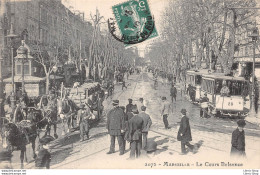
230, 119, 246, 158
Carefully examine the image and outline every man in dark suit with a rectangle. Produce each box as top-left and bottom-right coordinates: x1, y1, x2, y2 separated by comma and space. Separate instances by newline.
139, 106, 152, 149
170, 84, 177, 102
230, 119, 246, 158
126, 98, 134, 113
177, 109, 194, 154
35, 137, 52, 169
128, 106, 144, 159
107, 100, 125, 155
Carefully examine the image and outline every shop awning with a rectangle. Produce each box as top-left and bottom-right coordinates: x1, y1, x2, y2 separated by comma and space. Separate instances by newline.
3, 75, 45, 83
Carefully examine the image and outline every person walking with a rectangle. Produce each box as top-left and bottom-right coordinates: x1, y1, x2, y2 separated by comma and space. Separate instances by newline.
177, 109, 194, 155
161, 97, 171, 129
139, 106, 152, 149
107, 100, 125, 155
128, 106, 144, 159
170, 84, 177, 102
122, 80, 127, 90
230, 119, 246, 158
77, 103, 91, 142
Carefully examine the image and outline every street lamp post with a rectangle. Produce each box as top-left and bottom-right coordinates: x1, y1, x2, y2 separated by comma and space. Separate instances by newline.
16, 40, 28, 95
248, 26, 259, 116
5, 23, 19, 116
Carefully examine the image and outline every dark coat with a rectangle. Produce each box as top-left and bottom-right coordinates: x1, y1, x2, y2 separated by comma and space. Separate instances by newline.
231, 128, 246, 156
170, 87, 177, 96
177, 115, 192, 142
139, 112, 152, 132
124, 112, 134, 141
128, 115, 144, 141
107, 106, 125, 136
126, 112, 134, 121
126, 104, 134, 113
35, 148, 51, 169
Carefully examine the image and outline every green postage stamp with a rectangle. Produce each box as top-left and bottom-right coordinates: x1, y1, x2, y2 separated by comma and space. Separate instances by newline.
112, 0, 158, 44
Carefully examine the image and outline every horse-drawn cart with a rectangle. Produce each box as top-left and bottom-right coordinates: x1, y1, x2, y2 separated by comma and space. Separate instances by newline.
68, 82, 104, 120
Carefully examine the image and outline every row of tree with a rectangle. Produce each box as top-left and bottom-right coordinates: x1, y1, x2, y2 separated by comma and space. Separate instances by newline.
31, 9, 137, 94
148, 0, 258, 82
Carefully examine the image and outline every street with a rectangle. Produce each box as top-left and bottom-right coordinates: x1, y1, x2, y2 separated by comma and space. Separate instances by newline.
8, 72, 260, 169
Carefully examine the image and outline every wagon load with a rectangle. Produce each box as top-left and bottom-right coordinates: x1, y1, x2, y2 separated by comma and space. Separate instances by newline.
68, 82, 99, 105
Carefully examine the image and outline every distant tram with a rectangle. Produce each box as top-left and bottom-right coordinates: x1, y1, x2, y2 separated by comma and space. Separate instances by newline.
201, 73, 250, 117
186, 69, 209, 102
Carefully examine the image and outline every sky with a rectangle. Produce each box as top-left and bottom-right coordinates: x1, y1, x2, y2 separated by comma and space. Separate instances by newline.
62, 0, 168, 56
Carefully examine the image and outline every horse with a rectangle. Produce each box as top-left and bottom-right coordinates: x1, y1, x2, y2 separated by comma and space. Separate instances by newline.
38, 95, 59, 139
57, 97, 78, 135
1, 109, 42, 169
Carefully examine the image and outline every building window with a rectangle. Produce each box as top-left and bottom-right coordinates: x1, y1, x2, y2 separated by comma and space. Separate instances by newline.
16, 62, 30, 75
245, 46, 248, 56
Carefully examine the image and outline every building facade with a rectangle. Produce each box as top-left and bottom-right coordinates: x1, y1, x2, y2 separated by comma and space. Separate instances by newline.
1, 0, 93, 78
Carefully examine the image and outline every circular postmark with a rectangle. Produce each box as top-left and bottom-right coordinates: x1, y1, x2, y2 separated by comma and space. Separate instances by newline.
108, 15, 155, 44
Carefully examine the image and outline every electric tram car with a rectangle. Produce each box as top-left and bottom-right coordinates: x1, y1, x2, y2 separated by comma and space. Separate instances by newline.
201, 73, 250, 118
186, 69, 209, 102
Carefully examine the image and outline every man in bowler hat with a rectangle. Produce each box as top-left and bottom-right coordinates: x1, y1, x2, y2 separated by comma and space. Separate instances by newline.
231, 119, 246, 157
107, 100, 125, 155
177, 109, 194, 154
139, 106, 152, 149
128, 105, 144, 159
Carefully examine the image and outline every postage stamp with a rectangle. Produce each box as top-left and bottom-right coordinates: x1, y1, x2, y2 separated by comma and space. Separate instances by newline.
111, 0, 158, 45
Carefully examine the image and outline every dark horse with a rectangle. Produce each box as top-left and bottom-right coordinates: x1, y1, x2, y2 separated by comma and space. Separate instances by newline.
1, 109, 42, 168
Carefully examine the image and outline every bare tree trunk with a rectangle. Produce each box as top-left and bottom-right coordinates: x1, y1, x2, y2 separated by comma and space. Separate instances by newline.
46, 72, 50, 95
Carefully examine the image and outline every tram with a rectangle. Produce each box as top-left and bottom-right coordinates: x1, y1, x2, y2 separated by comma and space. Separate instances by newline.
186, 69, 209, 102
201, 73, 250, 117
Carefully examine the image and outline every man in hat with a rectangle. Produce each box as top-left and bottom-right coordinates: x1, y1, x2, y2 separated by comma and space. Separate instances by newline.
161, 97, 171, 129
230, 119, 246, 157
139, 106, 152, 149
35, 137, 52, 169
77, 103, 91, 142
128, 105, 144, 159
177, 109, 194, 155
220, 80, 230, 96
200, 93, 209, 118
107, 100, 125, 155
170, 84, 177, 102
126, 98, 134, 113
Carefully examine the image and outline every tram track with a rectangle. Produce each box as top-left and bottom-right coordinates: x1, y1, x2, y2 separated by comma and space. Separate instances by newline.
25, 73, 260, 169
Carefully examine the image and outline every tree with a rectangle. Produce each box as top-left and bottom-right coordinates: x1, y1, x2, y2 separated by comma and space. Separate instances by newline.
148, 0, 257, 78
